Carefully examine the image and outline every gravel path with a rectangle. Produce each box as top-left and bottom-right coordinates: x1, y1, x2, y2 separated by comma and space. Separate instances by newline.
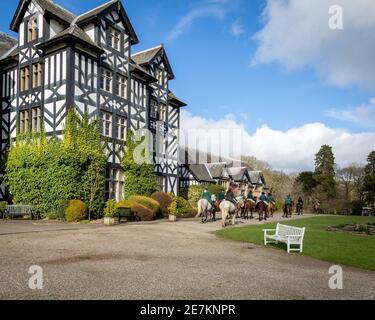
0, 214, 374, 300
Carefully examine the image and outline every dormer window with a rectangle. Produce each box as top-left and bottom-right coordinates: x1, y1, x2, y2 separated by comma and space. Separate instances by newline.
110, 28, 121, 51
27, 18, 38, 42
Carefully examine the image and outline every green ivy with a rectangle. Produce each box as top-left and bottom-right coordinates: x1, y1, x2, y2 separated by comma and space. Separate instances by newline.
121, 130, 158, 197
5, 109, 106, 219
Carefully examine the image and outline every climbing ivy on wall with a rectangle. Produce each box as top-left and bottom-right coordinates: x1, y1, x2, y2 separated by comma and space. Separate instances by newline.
5, 109, 106, 219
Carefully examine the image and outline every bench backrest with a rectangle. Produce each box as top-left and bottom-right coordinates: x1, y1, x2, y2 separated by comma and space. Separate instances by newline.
276, 223, 305, 238
6, 205, 33, 214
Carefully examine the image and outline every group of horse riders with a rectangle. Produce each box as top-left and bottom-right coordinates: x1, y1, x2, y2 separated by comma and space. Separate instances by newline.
201, 187, 276, 213
201, 187, 306, 220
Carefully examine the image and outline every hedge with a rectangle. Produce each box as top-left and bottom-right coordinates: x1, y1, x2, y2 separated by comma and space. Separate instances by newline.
151, 192, 173, 217
128, 195, 161, 216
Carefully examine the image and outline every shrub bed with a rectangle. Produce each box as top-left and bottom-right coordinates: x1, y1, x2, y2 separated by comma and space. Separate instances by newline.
168, 197, 194, 217
116, 199, 157, 221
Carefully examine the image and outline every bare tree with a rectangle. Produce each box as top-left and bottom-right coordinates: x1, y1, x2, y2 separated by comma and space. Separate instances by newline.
337, 164, 365, 201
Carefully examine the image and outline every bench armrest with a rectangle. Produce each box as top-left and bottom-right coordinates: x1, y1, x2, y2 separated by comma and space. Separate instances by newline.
263, 229, 276, 236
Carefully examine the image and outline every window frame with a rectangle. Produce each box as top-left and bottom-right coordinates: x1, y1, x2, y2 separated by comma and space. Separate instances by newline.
20, 67, 30, 92
101, 111, 113, 137
117, 75, 127, 98
100, 70, 113, 93
110, 27, 121, 51
31, 107, 42, 132
32, 63, 42, 88
117, 116, 127, 141
27, 17, 38, 42
19, 110, 30, 134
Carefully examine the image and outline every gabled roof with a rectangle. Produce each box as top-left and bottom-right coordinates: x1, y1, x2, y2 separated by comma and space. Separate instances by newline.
227, 167, 250, 182
248, 171, 266, 185
73, 0, 139, 45
11, 0, 76, 31
187, 164, 216, 183
37, 25, 104, 53
129, 62, 157, 84
205, 162, 227, 179
168, 91, 187, 107
0, 33, 18, 61
132, 44, 175, 80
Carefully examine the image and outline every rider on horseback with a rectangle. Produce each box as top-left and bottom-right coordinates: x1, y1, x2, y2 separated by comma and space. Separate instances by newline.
285, 194, 292, 206
259, 192, 268, 204
225, 187, 237, 206
267, 192, 275, 209
202, 188, 212, 205
217, 189, 225, 202
247, 189, 255, 201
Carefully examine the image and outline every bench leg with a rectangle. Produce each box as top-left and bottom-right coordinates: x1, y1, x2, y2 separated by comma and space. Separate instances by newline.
287, 241, 290, 253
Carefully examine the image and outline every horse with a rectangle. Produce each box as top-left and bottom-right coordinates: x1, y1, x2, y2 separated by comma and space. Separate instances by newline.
243, 199, 256, 219
268, 202, 275, 218
283, 201, 294, 218
296, 202, 303, 215
197, 199, 213, 223
313, 201, 322, 214
256, 201, 269, 221
219, 200, 239, 228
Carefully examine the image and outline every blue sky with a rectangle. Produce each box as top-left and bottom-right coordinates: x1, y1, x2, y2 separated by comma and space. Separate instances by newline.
1, 0, 375, 170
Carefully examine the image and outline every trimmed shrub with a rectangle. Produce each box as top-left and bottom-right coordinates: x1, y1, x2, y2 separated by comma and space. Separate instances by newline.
129, 195, 161, 216
0, 201, 7, 215
151, 192, 173, 217
104, 199, 117, 218
65, 200, 87, 222
168, 197, 193, 217
132, 205, 154, 221
115, 199, 157, 221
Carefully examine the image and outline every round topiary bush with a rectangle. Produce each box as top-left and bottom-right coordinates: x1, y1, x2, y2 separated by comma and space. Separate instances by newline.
128, 196, 161, 217
151, 192, 173, 217
115, 199, 157, 221
65, 200, 87, 222
132, 205, 154, 221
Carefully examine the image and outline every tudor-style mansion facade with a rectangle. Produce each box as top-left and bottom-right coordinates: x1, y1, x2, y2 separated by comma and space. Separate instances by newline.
0, 0, 186, 201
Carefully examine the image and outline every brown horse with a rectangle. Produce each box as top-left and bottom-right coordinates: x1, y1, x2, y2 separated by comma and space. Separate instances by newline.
256, 201, 269, 221
296, 202, 303, 215
243, 199, 256, 219
283, 202, 294, 218
268, 202, 275, 218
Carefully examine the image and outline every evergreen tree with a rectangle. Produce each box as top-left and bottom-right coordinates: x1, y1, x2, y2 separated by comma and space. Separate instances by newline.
363, 151, 375, 205
121, 130, 158, 197
314, 145, 337, 197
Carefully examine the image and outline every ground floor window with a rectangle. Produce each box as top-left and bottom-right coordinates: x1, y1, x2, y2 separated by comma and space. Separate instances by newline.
105, 168, 124, 201
157, 176, 165, 192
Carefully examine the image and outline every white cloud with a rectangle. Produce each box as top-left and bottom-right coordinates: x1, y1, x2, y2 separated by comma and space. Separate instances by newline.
326, 98, 375, 128
230, 18, 245, 37
167, 5, 226, 41
252, 0, 375, 90
180, 110, 375, 172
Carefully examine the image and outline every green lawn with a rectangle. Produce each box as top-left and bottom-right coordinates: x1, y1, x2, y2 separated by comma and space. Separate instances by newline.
215, 216, 375, 270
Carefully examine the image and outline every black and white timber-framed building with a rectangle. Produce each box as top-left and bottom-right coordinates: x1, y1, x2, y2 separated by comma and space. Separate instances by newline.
0, 0, 186, 201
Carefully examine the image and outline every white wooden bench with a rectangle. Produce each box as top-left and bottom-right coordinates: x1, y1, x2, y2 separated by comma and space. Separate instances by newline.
263, 223, 305, 253
3, 205, 35, 220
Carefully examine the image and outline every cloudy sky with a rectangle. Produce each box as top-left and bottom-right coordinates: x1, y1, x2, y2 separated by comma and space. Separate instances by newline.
1, 0, 375, 171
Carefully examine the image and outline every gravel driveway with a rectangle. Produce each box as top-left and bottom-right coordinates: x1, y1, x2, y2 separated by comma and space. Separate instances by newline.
0, 214, 374, 300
